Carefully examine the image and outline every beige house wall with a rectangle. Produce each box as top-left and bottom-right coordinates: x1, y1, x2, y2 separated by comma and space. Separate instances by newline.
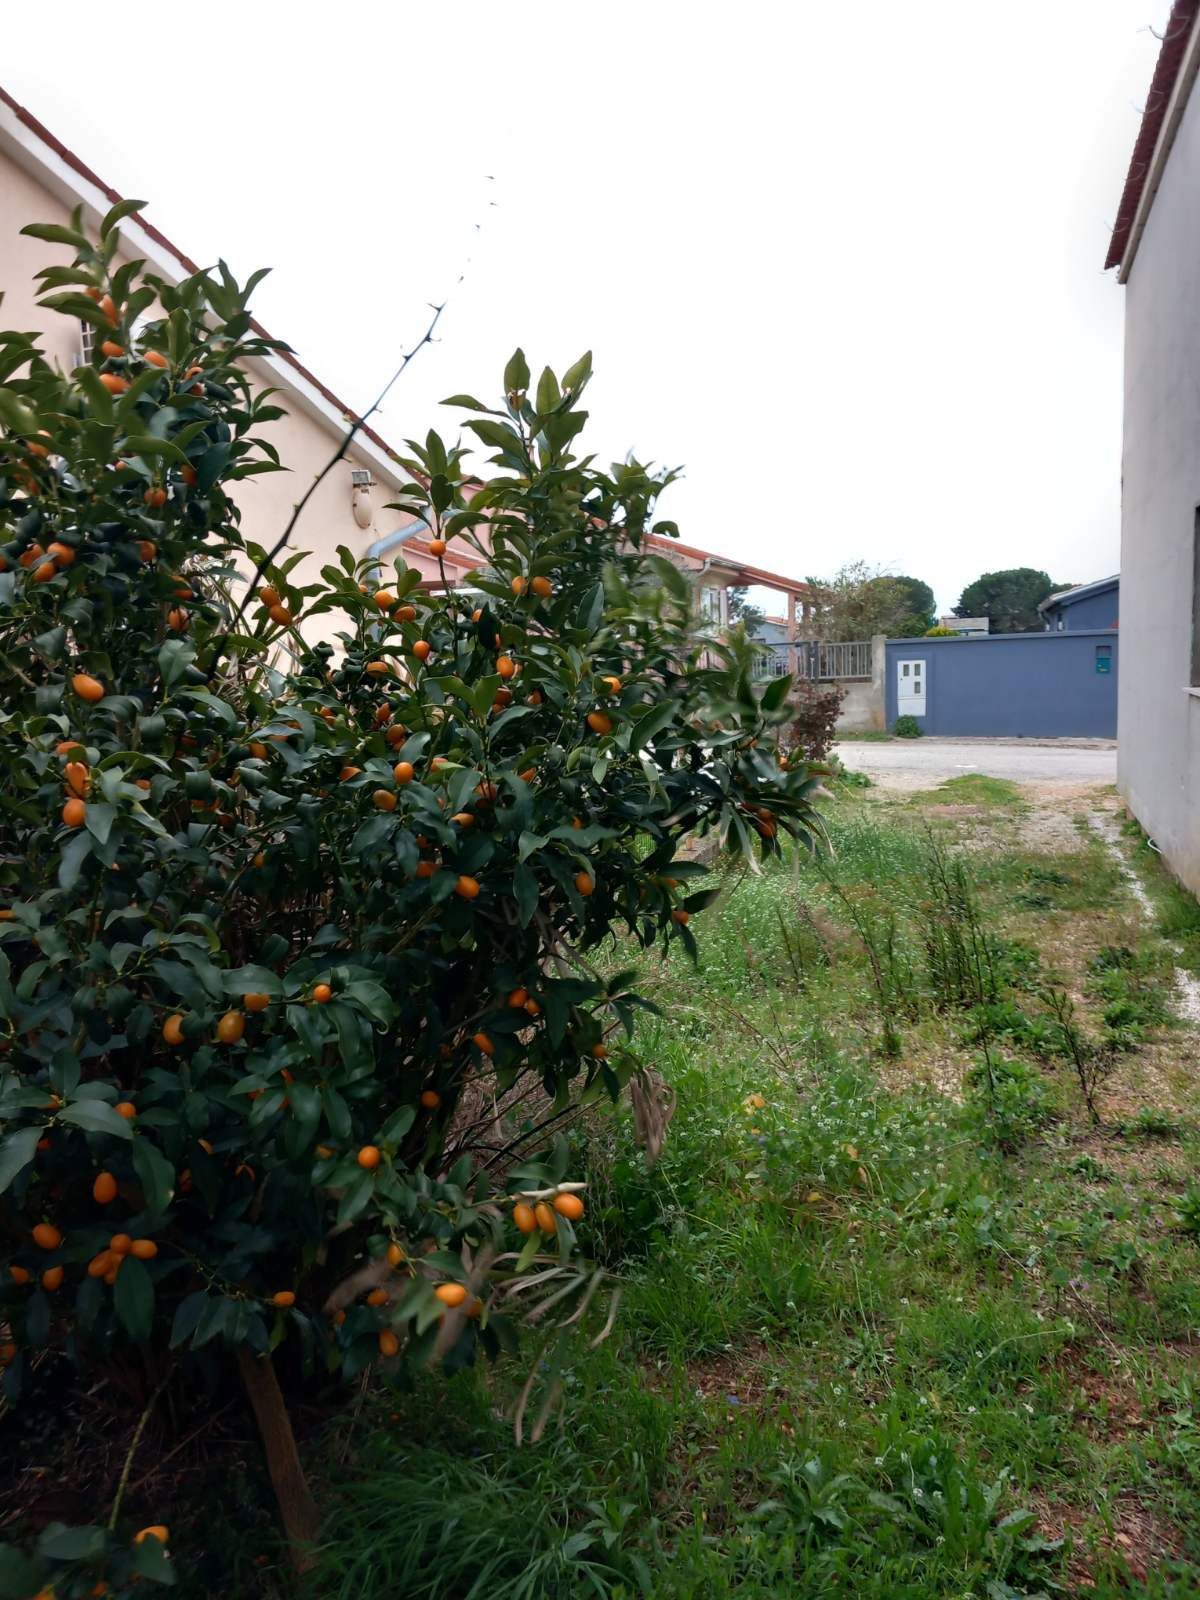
0, 134, 428, 644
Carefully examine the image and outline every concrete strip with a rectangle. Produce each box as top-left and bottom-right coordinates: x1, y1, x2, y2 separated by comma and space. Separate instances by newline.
1088, 811, 1200, 1025
834, 738, 1118, 790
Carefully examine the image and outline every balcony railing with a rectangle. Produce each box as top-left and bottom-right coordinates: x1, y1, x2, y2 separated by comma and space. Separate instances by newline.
752, 639, 872, 682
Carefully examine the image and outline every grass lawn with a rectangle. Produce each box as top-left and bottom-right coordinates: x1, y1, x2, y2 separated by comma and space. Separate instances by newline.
131, 777, 1200, 1598
301, 777, 1200, 1598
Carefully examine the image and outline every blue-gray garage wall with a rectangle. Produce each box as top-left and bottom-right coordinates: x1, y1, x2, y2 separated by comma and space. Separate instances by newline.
885, 632, 1118, 737
1046, 588, 1119, 630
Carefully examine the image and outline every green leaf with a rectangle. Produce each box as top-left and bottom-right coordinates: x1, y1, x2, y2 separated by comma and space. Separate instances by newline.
58, 1099, 134, 1140
429, 870, 456, 906
759, 673, 793, 713
114, 1254, 154, 1341
489, 705, 533, 736
424, 429, 448, 476
535, 366, 560, 415
260, 934, 290, 965
125, 434, 185, 462
471, 674, 502, 717
168, 1292, 206, 1351
644, 554, 690, 602
0, 1127, 42, 1194
322, 1088, 352, 1142
351, 815, 395, 857
0, 389, 38, 437
503, 349, 530, 394
440, 393, 488, 410
191, 1296, 233, 1350
84, 801, 117, 845
337, 1169, 375, 1226
379, 1103, 417, 1144
20, 220, 89, 246
75, 365, 114, 422
517, 830, 547, 862
130, 1528, 175, 1584
222, 965, 283, 998
342, 979, 395, 1025
576, 583, 604, 634
158, 638, 195, 689
38, 1523, 106, 1560
32, 625, 66, 662
514, 1228, 542, 1272
562, 350, 593, 392
132, 1138, 175, 1211
513, 863, 538, 928
100, 197, 147, 238
286, 1081, 320, 1143
630, 700, 679, 753
180, 689, 238, 727
57, 830, 92, 891
466, 418, 524, 455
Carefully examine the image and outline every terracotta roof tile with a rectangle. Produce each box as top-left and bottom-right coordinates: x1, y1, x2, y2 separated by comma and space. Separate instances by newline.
1105, 1, 1200, 271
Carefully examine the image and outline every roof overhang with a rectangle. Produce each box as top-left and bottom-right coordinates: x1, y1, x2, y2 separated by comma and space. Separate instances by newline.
644, 534, 811, 595
1037, 574, 1120, 612
0, 84, 411, 487
1105, 1, 1200, 279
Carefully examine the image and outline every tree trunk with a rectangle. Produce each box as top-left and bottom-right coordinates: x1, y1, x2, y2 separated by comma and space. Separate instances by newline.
236, 1346, 319, 1574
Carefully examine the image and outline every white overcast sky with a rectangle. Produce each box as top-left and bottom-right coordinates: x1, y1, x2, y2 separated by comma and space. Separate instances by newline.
1, 1, 1169, 613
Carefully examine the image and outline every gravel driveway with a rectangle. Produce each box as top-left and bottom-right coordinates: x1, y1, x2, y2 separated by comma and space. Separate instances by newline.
833, 737, 1117, 790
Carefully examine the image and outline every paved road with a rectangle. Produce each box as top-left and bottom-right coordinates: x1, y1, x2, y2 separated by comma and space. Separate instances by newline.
833, 737, 1118, 790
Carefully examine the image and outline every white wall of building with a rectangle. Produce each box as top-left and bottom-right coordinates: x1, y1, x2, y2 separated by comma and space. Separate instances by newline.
1118, 59, 1200, 895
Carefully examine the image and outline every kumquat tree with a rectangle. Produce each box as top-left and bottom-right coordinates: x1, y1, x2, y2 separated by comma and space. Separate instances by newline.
0, 204, 822, 1593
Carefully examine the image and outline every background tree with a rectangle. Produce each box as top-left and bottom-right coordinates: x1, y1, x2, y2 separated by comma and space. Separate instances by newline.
954, 567, 1058, 633
727, 585, 766, 635
890, 575, 936, 635
0, 210, 824, 1588
804, 561, 934, 640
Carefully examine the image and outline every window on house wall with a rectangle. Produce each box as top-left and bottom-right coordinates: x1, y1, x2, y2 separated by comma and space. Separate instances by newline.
700, 586, 721, 624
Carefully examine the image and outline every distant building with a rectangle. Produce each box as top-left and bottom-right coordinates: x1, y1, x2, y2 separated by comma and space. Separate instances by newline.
886, 633, 1117, 736
630, 543, 814, 640
937, 616, 990, 636
1038, 576, 1119, 633
1104, 0, 1200, 894
752, 615, 792, 645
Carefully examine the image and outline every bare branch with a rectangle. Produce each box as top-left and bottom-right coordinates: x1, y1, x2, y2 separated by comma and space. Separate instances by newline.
205, 300, 446, 683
